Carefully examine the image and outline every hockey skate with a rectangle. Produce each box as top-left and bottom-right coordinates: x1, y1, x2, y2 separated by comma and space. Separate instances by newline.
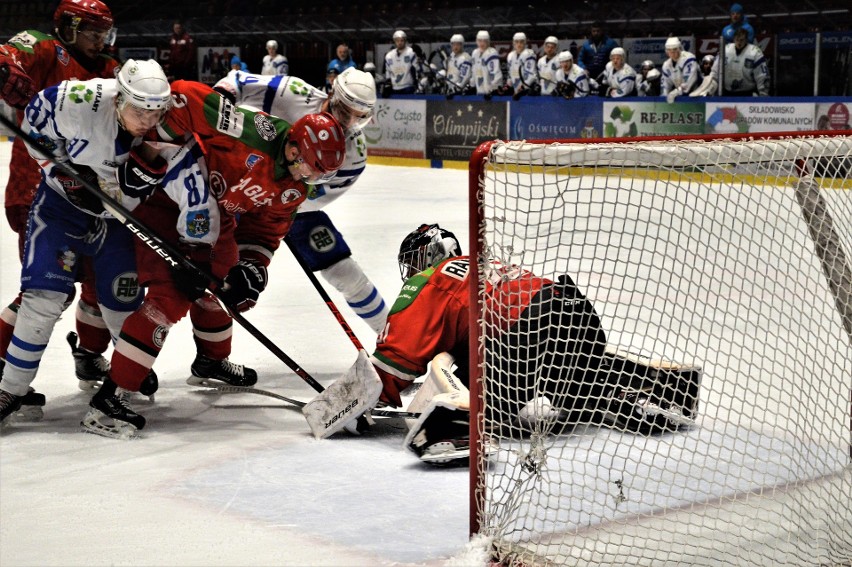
66, 331, 110, 391
0, 387, 46, 427
406, 405, 497, 466
187, 354, 258, 387
81, 378, 145, 439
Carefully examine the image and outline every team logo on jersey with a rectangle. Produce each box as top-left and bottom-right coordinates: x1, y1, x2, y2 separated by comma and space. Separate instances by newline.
281, 188, 302, 204
152, 325, 168, 348
245, 154, 262, 169
186, 210, 210, 238
57, 247, 77, 272
209, 171, 227, 198
254, 114, 277, 141
68, 83, 94, 104
112, 271, 140, 303
55, 44, 70, 66
308, 226, 336, 252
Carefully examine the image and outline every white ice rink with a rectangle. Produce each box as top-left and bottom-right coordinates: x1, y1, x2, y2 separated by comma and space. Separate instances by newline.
0, 139, 486, 567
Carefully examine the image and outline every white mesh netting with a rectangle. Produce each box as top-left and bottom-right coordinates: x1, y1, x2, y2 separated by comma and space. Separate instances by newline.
471, 134, 852, 566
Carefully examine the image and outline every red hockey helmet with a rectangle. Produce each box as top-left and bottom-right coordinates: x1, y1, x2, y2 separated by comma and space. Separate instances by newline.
54, 0, 115, 45
288, 112, 345, 179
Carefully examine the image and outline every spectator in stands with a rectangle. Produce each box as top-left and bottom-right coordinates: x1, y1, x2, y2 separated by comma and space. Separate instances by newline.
261, 40, 288, 76
327, 43, 356, 89
578, 21, 619, 84
722, 3, 756, 44
168, 20, 195, 80
714, 28, 769, 96
383, 30, 418, 96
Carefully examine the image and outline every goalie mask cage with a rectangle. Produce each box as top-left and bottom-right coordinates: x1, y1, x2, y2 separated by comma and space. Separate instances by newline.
467, 131, 852, 567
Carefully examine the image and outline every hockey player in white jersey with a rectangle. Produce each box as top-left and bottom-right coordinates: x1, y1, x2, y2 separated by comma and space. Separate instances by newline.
602, 47, 637, 98
537, 36, 560, 96
714, 28, 769, 96
261, 39, 288, 76
553, 51, 590, 98
661, 37, 700, 103
213, 67, 389, 333
0, 60, 172, 425
690, 54, 718, 97
383, 30, 418, 95
444, 34, 472, 97
471, 30, 503, 98
506, 32, 538, 97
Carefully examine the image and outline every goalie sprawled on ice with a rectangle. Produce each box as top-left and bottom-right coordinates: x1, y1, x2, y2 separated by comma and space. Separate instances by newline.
304, 224, 702, 465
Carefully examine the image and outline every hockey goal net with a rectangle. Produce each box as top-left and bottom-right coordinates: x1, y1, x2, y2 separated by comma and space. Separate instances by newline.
467, 131, 852, 566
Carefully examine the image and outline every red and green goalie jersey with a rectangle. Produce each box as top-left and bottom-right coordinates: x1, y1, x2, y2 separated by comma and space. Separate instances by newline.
0, 30, 119, 215
371, 256, 551, 406
156, 80, 308, 266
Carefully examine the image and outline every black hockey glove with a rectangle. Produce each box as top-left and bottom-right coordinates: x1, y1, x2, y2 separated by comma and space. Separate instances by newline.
55, 164, 104, 214
483, 91, 493, 101
117, 149, 167, 201
219, 259, 268, 312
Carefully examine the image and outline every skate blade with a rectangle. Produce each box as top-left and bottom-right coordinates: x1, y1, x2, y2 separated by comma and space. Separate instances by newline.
13, 405, 44, 422
80, 409, 141, 440
186, 375, 256, 388
78, 379, 103, 392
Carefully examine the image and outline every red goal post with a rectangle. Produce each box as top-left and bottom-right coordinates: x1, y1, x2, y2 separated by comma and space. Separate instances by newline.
467, 130, 852, 565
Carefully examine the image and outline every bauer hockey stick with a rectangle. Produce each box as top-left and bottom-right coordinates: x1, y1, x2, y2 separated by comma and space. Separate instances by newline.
0, 112, 327, 397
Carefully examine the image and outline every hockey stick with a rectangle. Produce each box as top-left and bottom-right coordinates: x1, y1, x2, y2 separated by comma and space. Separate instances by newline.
196, 382, 420, 419
283, 236, 366, 351
0, 112, 326, 395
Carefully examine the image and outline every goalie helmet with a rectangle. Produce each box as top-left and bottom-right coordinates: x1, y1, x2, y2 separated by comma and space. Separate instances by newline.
398, 223, 462, 281
330, 67, 376, 131
289, 112, 346, 176
117, 59, 171, 110
54, 0, 115, 46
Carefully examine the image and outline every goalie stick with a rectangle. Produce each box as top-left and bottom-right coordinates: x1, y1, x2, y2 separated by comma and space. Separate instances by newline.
0, 112, 328, 394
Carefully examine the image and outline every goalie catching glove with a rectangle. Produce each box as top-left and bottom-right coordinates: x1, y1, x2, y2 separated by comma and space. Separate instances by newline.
116, 148, 167, 201
219, 259, 268, 312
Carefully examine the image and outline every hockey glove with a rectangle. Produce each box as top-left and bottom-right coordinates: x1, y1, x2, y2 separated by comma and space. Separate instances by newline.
0, 60, 36, 110
55, 165, 105, 214
219, 259, 268, 312
666, 88, 680, 104
117, 149, 167, 201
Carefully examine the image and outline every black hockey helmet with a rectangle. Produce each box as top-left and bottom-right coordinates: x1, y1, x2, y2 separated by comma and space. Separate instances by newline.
398, 223, 462, 280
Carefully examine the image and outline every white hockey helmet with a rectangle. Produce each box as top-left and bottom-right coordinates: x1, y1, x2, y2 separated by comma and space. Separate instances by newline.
610, 47, 626, 59
513, 32, 527, 43
544, 35, 559, 45
641, 59, 655, 71
330, 67, 376, 131
702, 54, 715, 65
266, 39, 278, 50
117, 59, 171, 111
476, 30, 490, 42
363, 61, 376, 72
393, 29, 407, 41
557, 50, 573, 63
450, 33, 464, 44
665, 37, 682, 51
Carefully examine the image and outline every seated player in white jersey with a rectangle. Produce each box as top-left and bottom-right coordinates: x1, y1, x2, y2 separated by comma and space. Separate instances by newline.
213, 67, 389, 333
303, 224, 703, 465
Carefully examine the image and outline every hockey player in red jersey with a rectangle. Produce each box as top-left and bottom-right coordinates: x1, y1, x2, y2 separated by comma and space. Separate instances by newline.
0, 0, 121, 391
304, 224, 701, 465
83, 86, 347, 438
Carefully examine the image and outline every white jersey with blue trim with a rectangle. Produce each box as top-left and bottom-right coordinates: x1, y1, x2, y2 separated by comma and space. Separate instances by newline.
471, 46, 502, 94
384, 46, 418, 91
554, 64, 590, 98
507, 48, 537, 92
603, 61, 637, 97
21, 77, 145, 217
537, 54, 560, 95
446, 51, 472, 91
661, 50, 699, 96
213, 70, 367, 211
261, 53, 289, 76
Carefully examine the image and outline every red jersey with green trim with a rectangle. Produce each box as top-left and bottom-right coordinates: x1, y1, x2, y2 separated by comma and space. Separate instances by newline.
157, 80, 307, 265
0, 30, 119, 209
371, 255, 550, 406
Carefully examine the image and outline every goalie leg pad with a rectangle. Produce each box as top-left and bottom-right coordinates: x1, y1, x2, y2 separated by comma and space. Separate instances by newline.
406, 352, 469, 417
302, 349, 383, 439
598, 348, 703, 435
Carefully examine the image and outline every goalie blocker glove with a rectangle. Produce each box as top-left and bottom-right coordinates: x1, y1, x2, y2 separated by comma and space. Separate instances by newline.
219, 259, 267, 312
116, 148, 167, 201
